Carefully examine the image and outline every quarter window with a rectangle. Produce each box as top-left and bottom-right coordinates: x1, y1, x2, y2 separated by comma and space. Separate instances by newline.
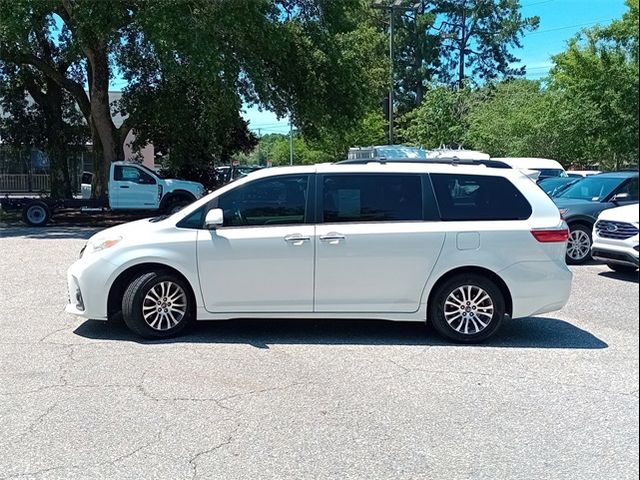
217, 175, 309, 226
322, 174, 423, 223
431, 174, 532, 221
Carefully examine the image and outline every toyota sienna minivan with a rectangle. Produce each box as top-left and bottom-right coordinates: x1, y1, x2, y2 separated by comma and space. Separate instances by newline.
66, 162, 572, 343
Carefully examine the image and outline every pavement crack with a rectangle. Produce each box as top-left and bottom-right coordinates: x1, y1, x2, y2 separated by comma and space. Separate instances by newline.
189, 428, 238, 480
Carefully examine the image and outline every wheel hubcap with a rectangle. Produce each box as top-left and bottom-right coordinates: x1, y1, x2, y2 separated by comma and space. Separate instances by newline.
27, 206, 45, 223
567, 230, 591, 260
444, 285, 494, 335
142, 281, 187, 331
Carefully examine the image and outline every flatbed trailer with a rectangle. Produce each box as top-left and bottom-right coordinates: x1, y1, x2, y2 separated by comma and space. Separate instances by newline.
0, 196, 110, 226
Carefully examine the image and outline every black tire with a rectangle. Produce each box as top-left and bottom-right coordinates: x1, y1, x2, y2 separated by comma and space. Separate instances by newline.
122, 270, 194, 339
22, 201, 51, 227
566, 224, 593, 265
607, 263, 638, 274
163, 196, 192, 215
429, 273, 506, 343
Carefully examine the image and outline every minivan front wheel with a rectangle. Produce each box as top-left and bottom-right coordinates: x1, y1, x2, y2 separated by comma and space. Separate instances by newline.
122, 271, 193, 339
430, 274, 505, 343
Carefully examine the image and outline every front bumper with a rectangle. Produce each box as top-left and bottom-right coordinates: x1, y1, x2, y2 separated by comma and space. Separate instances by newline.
592, 235, 639, 268
66, 256, 116, 320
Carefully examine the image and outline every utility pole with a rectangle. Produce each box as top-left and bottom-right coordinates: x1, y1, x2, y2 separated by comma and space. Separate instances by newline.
458, 6, 466, 90
371, 1, 424, 145
289, 120, 294, 166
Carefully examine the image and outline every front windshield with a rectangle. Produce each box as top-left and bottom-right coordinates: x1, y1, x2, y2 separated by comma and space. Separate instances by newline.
557, 176, 622, 201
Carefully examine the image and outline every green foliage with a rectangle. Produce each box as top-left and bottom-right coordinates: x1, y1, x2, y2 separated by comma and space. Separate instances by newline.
396, 85, 473, 148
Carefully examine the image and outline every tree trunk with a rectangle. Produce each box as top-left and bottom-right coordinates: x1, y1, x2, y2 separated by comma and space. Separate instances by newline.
86, 45, 122, 199
45, 79, 73, 199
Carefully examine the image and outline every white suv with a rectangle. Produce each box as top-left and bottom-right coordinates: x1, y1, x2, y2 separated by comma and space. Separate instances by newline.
592, 204, 639, 273
66, 163, 573, 343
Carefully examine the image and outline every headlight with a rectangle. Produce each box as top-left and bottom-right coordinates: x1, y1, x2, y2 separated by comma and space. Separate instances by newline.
82, 236, 122, 256
558, 208, 569, 218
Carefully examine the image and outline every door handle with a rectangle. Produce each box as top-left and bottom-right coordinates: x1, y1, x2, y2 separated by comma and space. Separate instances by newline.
284, 234, 311, 245
119, 185, 130, 189
319, 233, 345, 244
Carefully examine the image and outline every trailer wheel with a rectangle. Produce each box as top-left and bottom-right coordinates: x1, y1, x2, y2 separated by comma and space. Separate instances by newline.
22, 201, 51, 227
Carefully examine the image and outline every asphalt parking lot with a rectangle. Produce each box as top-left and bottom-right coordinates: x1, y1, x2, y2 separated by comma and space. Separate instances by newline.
0, 226, 638, 480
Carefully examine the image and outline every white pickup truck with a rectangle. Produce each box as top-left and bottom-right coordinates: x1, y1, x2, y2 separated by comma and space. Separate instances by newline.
1, 161, 205, 226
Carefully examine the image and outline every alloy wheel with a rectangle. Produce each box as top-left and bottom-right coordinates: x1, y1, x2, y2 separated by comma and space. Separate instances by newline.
444, 285, 495, 335
142, 281, 187, 331
567, 229, 591, 261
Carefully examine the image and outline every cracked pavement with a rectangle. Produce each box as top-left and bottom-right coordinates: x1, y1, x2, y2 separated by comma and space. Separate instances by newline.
0, 226, 638, 479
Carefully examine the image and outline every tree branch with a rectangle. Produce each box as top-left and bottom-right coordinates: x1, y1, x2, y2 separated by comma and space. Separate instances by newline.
1, 50, 91, 121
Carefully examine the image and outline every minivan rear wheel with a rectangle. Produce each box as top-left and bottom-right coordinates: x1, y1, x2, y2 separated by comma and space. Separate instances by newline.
430, 274, 505, 343
122, 271, 193, 339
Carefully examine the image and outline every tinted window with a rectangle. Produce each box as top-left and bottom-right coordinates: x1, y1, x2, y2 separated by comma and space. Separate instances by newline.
217, 175, 309, 226
176, 206, 206, 229
322, 174, 423, 223
431, 174, 532, 221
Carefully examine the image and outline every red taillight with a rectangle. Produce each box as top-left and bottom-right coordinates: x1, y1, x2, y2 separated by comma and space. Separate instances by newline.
531, 229, 570, 243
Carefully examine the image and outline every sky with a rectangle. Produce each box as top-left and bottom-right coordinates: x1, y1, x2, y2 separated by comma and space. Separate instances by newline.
108, 0, 629, 136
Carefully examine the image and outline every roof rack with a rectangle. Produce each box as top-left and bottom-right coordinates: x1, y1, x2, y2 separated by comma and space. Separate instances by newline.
336, 157, 511, 169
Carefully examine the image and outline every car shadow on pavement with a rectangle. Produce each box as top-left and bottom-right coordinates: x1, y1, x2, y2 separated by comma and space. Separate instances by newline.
0, 226, 99, 240
598, 270, 639, 284
74, 316, 608, 350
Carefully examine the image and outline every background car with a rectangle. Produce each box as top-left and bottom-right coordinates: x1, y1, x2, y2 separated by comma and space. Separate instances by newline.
553, 171, 639, 264
538, 177, 580, 198
494, 157, 567, 181
591, 204, 639, 273
567, 170, 602, 178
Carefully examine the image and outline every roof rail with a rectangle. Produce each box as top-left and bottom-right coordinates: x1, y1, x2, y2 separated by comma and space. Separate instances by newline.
335, 157, 511, 169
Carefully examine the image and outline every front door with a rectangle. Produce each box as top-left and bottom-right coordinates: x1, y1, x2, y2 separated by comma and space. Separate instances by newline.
197, 174, 314, 313
314, 173, 445, 313
110, 165, 158, 209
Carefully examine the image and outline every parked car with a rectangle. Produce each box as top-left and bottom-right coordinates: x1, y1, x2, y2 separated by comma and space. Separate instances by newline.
553, 172, 639, 264
591, 204, 639, 273
66, 162, 572, 343
495, 158, 567, 181
538, 177, 580, 198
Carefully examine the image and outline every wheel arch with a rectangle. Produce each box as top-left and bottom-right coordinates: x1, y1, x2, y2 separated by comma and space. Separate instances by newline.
107, 262, 197, 319
426, 266, 513, 319
160, 190, 196, 211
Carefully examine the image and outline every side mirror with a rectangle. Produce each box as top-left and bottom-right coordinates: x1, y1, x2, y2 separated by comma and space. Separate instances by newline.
611, 192, 630, 204
204, 208, 224, 229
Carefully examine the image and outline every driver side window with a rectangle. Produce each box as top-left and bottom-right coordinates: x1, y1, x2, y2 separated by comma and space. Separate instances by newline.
217, 175, 309, 227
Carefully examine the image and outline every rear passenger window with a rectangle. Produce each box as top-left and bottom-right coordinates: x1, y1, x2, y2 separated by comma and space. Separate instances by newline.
431, 174, 532, 221
322, 174, 423, 223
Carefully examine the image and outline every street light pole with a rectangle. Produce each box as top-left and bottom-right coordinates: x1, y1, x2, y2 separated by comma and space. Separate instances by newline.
289, 120, 294, 166
371, 1, 424, 145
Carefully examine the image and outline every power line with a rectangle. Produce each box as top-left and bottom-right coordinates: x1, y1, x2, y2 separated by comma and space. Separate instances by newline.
528, 19, 615, 36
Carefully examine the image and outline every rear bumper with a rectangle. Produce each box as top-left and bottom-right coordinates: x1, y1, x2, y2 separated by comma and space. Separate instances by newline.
499, 260, 573, 318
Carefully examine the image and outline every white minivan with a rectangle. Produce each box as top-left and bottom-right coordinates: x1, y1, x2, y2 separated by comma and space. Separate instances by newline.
66, 163, 573, 343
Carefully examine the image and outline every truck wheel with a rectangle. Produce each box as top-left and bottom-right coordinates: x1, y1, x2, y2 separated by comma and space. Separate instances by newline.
429, 273, 505, 343
163, 197, 191, 215
22, 201, 51, 227
122, 270, 193, 339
